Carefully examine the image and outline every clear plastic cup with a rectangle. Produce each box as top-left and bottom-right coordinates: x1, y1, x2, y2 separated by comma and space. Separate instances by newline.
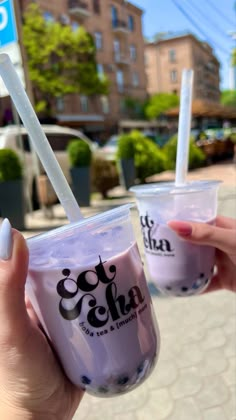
130, 180, 221, 297
26, 205, 160, 397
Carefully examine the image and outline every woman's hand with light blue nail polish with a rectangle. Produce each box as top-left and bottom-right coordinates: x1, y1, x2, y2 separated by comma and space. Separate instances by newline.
0, 228, 83, 419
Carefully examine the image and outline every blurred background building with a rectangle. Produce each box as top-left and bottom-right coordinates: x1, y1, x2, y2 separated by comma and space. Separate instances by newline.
16, 0, 147, 138
145, 33, 220, 102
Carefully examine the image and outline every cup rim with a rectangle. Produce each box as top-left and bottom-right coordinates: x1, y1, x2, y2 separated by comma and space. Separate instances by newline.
129, 180, 222, 197
27, 203, 134, 247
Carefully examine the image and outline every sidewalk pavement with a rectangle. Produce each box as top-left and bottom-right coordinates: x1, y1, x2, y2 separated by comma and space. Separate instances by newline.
22, 161, 236, 420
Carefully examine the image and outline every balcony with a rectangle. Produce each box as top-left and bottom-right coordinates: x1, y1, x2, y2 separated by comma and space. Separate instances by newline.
112, 19, 129, 35
114, 53, 130, 66
68, 0, 90, 19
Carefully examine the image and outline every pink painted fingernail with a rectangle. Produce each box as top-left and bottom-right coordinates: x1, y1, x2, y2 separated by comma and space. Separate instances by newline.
168, 221, 192, 237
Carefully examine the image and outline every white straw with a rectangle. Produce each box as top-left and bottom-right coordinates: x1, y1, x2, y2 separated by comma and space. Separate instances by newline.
175, 69, 194, 186
0, 54, 83, 222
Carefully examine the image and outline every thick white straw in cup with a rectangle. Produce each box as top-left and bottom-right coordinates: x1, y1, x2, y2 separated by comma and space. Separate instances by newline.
0, 54, 82, 222
175, 69, 194, 186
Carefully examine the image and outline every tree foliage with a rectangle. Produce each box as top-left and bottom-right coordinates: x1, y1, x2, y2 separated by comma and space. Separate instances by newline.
22, 4, 109, 114
232, 48, 236, 67
145, 93, 179, 120
122, 97, 147, 119
117, 130, 167, 182
221, 90, 236, 108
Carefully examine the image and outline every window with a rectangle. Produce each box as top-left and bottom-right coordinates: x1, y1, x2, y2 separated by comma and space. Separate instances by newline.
128, 15, 134, 31
47, 134, 78, 151
116, 70, 124, 92
169, 49, 176, 63
113, 39, 120, 60
94, 32, 103, 50
120, 99, 126, 113
111, 5, 118, 28
130, 45, 136, 61
93, 0, 100, 14
71, 21, 79, 31
80, 95, 89, 112
97, 63, 104, 79
43, 11, 54, 22
101, 96, 109, 114
20, 134, 30, 152
56, 97, 65, 112
170, 70, 177, 82
132, 71, 139, 87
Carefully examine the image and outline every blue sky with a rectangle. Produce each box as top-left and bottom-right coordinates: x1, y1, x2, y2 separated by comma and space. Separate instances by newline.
132, 0, 236, 90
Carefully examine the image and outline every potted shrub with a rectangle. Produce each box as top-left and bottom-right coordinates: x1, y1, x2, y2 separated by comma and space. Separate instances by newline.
92, 158, 119, 198
117, 134, 136, 189
0, 149, 25, 230
67, 139, 92, 206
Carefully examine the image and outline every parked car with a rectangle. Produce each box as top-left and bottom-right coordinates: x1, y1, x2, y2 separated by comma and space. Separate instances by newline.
0, 124, 96, 207
97, 135, 119, 161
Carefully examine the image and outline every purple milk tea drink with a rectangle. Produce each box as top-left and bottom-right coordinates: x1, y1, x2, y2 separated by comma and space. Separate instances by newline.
26, 205, 160, 397
130, 181, 221, 297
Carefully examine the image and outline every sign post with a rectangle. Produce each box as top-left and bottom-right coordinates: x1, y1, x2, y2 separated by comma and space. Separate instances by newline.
0, 0, 18, 47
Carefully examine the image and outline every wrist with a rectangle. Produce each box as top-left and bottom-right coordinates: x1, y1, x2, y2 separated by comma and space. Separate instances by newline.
0, 407, 64, 420
0, 406, 33, 419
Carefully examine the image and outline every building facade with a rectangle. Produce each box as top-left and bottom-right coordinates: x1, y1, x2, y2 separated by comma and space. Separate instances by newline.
145, 34, 220, 103
17, 0, 147, 138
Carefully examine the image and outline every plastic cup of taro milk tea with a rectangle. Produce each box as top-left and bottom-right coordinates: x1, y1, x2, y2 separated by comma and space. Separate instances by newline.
0, 54, 160, 397
130, 181, 221, 297
131, 69, 221, 297
26, 205, 160, 396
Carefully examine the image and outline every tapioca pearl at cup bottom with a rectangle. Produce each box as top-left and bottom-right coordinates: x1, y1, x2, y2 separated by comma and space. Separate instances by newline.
80, 358, 154, 396
81, 375, 91, 385
97, 386, 109, 394
192, 279, 202, 289
117, 376, 130, 386
162, 271, 212, 297
137, 361, 145, 375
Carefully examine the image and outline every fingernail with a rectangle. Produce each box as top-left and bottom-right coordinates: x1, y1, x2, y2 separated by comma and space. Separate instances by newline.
168, 220, 192, 237
0, 219, 13, 260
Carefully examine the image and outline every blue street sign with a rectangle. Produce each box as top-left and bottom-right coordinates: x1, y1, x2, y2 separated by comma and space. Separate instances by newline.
0, 0, 18, 48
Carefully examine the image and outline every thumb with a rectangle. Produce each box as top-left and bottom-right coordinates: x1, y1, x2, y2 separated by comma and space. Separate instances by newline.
168, 220, 236, 256
0, 219, 30, 342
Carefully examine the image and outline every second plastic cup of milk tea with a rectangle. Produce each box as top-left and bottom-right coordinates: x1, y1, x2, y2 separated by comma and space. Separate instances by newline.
26, 205, 160, 397
130, 181, 221, 297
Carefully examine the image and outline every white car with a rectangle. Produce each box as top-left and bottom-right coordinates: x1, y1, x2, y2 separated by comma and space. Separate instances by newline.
97, 135, 119, 161
0, 124, 96, 207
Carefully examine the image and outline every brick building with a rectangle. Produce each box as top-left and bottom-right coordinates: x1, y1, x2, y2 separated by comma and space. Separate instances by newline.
16, 0, 147, 138
145, 33, 220, 103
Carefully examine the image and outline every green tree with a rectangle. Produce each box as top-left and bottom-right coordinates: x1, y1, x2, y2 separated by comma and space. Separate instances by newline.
221, 90, 236, 107
22, 4, 109, 115
232, 48, 236, 66
145, 93, 179, 120
122, 97, 147, 119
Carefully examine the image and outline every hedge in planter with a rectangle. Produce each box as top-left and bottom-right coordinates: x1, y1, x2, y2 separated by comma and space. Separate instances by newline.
117, 134, 136, 189
92, 158, 119, 198
67, 139, 92, 206
0, 148, 25, 230
117, 130, 167, 183
163, 134, 206, 170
